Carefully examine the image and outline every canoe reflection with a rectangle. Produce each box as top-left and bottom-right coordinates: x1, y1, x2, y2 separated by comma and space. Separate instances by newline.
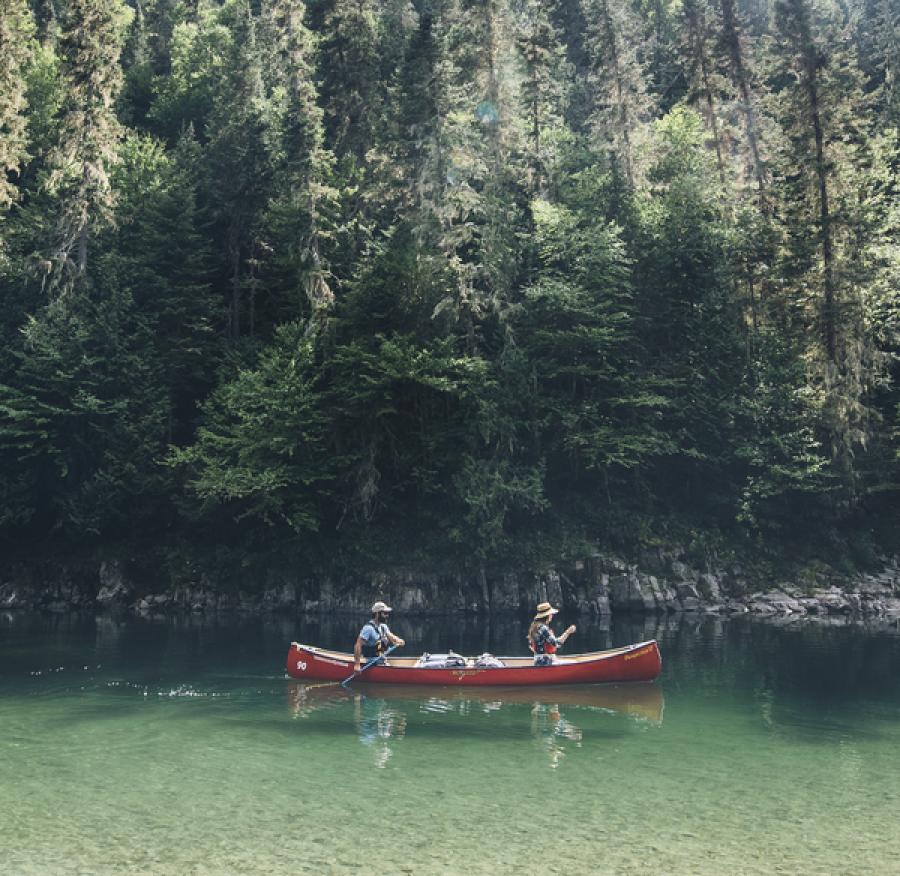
288, 681, 663, 768
287, 681, 664, 722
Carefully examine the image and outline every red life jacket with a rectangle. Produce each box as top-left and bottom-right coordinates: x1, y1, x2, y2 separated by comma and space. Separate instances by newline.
528, 638, 557, 654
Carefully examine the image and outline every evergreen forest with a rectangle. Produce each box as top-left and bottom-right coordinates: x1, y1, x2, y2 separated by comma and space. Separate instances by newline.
2, 0, 900, 586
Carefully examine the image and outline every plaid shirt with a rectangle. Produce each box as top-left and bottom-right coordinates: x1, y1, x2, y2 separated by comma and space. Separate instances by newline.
532, 624, 563, 666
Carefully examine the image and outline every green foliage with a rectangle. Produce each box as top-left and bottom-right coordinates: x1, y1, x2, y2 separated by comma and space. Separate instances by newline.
174, 323, 332, 531
46, 0, 133, 279
1, 0, 899, 579
521, 198, 671, 478
111, 131, 219, 445
734, 328, 834, 530
0, 273, 171, 537
0, 0, 34, 216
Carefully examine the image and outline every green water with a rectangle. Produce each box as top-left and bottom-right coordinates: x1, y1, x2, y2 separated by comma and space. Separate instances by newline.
2, 611, 899, 875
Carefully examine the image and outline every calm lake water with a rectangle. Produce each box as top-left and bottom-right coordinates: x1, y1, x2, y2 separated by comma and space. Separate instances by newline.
2, 609, 899, 875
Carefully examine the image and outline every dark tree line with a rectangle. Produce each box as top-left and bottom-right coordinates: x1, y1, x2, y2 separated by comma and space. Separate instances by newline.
1, 0, 899, 583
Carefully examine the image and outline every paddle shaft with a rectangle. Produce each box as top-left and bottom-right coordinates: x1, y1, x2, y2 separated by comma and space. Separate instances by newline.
343, 643, 400, 686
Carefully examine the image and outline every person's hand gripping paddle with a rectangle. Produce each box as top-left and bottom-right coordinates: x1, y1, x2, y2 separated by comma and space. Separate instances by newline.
342, 643, 400, 687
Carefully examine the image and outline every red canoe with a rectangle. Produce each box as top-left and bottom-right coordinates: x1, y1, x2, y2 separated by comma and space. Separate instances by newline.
287, 640, 661, 686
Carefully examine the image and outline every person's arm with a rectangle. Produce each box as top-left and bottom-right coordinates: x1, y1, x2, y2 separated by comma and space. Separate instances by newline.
545, 624, 576, 649
385, 626, 405, 647
559, 624, 576, 644
354, 636, 365, 672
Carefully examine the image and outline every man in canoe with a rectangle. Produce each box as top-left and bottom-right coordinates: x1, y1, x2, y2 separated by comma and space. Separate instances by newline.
354, 601, 405, 673
528, 602, 576, 666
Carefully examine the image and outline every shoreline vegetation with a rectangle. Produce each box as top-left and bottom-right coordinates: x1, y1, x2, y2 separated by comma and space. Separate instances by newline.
2, 1, 900, 585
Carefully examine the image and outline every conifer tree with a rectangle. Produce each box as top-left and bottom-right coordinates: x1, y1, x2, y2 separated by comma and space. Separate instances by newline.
456, 0, 506, 118
516, 0, 567, 197
113, 132, 218, 446
371, 5, 452, 259
636, 0, 683, 107
0, 0, 33, 220
584, 0, 652, 186
770, 0, 869, 363
0, 280, 170, 538
872, 0, 900, 127
681, 0, 728, 186
46, 0, 133, 281
314, 0, 382, 169
34, 0, 57, 47
206, 0, 279, 339
267, 0, 336, 333
394, 9, 447, 204
452, 0, 518, 183
715, 0, 766, 202
769, 0, 878, 502
144, 0, 178, 75
413, 0, 519, 355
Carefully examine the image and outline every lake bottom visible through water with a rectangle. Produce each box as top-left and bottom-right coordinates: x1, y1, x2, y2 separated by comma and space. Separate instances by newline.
1, 610, 899, 875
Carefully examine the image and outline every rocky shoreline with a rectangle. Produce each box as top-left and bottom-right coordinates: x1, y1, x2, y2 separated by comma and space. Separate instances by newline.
2, 549, 900, 622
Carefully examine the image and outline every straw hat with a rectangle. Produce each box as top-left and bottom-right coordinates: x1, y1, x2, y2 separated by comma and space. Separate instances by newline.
371, 601, 392, 614
534, 602, 559, 620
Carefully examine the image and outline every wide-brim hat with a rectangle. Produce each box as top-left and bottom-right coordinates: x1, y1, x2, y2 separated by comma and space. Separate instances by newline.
534, 602, 559, 620
372, 601, 392, 614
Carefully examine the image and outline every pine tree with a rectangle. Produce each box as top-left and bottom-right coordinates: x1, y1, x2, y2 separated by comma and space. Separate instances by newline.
715, 0, 767, 203
0, 280, 171, 539
769, 0, 879, 504
584, 0, 653, 186
635, 0, 683, 108
45, 0, 133, 281
267, 0, 337, 334
872, 0, 900, 127
113, 132, 218, 446
394, 9, 447, 207
144, 0, 178, 75
206, 0, 280, 340
314, 0, 382, 169
456, 0, 506, 116
516, 0, 567, 197
0, 0, 34, 219
34, 0, 56, 47
681, 0, 728, 187
770, 0, 869, 363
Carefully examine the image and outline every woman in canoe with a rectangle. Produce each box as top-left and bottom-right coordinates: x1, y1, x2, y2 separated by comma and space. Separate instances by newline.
528, 602, 576, 666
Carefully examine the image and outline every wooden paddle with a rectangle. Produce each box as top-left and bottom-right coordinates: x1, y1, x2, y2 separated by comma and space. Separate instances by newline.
342, 643, 400, 687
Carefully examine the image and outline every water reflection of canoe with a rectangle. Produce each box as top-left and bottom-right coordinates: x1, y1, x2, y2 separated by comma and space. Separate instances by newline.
287, 640, 661, 685
288, 680, 664, 723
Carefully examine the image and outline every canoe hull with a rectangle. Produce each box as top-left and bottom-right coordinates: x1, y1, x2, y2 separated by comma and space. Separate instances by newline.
286, 640, 661, 686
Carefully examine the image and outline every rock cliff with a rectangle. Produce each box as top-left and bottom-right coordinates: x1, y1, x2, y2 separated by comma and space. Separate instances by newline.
2, 550, 900, 620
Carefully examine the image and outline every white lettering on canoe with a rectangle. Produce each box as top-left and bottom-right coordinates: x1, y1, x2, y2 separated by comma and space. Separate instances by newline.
296, 660, 307, 671
316, 658, 347, 668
